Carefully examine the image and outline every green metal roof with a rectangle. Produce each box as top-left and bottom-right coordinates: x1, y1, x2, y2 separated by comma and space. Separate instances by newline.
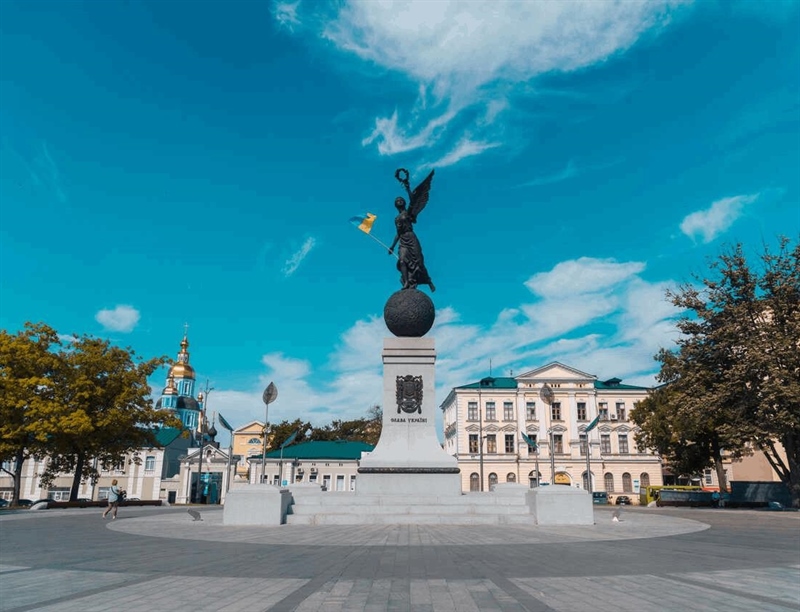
456, 377, 518, 390
258, 440, 374, 461
594, 378, 649, 390
455, 376, 649, 391
153, 427, 182, 447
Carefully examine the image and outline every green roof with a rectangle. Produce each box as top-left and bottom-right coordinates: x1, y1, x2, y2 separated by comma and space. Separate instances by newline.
594, 378, 649, 390
455, 376, 649, 391
259, 440, 374, 461
153, 427, 183, 446
456, 377, 518, 390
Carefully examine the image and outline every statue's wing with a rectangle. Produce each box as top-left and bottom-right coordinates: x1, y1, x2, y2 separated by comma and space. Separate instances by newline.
408, 169, 434, 222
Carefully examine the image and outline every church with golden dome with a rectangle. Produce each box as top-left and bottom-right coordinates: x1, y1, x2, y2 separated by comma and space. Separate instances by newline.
156, 334, 204, 435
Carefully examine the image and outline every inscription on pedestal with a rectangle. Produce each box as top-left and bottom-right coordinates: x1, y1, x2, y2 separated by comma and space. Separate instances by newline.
396, 375, 423, 414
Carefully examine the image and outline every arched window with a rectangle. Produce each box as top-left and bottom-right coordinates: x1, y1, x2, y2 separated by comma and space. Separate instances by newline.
247, 438, 262, 445
582, 471, 591, 491
470, 472, 480, 492
605, 472, 614, 492
506, 472, 516, 483
640, 472, 650, 489
488, 473, 498, 489
622, 472, 632, 492
528, 470, 539, 488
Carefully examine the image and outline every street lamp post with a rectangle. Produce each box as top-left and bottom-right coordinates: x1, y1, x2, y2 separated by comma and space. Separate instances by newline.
260, 382, 278, 484
478, 384, 484, 492
195, 382, 214, 504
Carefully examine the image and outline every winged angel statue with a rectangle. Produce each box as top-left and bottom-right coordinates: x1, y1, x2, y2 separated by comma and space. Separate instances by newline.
389, 168, 436, 292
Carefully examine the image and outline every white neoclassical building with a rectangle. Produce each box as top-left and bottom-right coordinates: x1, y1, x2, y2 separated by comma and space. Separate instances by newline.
440, 362, 664, 500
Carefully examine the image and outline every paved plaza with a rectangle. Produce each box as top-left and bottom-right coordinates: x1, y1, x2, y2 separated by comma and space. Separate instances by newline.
1, 505, 799, 611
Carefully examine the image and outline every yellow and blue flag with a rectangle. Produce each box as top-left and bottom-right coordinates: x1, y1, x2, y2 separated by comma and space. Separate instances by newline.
349, 213, 377, 234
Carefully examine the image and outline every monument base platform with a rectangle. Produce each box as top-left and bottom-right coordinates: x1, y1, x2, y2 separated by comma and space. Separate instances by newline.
355, 470, 462, 496
284, 483, 593, 526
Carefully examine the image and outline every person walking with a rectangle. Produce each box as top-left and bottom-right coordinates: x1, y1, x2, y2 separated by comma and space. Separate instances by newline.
102, 479, 123, 519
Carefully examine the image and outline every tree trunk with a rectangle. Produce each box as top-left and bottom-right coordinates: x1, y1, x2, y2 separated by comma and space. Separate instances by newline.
711, 439, 728, 492
70, 452, 85, 502
783, 432, 800, 509
8, 447, 26, 505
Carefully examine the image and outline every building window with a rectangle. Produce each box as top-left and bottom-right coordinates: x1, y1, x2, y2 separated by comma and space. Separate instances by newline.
488, 473, 498, 489
582, 472, 590, 491
336, 475, 345, 491
349, 475, 356, 491
618, 434, 629, 454
529, 470, 539, 488
579, 433, 587, 456
551, 403, 561, 421
618, 407, 627, 421
503, 402, 514, 421
601, 434, 611, 454
486, 402, 496, 421
599, 403, 608, 420
470, 472, 480, 491
640, 473, 650, 489
553, 434, 563, 454
524, 433, 538, 452
622, 472, 632, 492
604, 473, 614, 492
486, 435, 497, 454
526, 402, 536, 420
468, 402, 478, 421
506, 472, 516, 483
505, 434, 515, 454
247, 437, 261, 445
704, 469, 713, 485
577, 402, 587, 421
468, 434, 479, 454
144, 455, 156, 472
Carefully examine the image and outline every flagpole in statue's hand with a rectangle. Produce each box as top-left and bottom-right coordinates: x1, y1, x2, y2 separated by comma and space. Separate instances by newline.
349, 213, 399, 259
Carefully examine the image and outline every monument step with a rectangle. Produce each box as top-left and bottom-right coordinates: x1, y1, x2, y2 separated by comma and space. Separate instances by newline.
285, 513, 536, 526
288, 502, 531, 516
291, 493, 530, 507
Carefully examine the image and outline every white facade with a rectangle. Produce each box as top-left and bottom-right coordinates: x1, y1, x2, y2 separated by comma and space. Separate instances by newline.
440, 362, 663, 501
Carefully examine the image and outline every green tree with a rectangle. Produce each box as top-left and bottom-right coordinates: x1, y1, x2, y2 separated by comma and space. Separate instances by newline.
0, 323, 62, 506
634, 237, 800, 506
41, 333, 178, 501
267, 419, 312, 452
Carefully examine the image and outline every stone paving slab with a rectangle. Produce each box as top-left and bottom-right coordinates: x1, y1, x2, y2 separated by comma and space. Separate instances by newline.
1, 506, 799, 611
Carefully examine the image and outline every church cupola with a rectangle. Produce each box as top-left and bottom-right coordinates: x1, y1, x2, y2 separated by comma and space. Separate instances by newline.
168, 334, 196, 397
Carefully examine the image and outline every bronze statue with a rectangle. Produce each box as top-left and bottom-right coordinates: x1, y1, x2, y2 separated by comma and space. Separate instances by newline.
389, 168, 436, 292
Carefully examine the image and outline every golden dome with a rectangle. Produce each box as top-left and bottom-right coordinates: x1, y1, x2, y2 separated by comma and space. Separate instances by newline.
163, 376, 178, 395
169, 334, 195, 379
169, 361, 196, 379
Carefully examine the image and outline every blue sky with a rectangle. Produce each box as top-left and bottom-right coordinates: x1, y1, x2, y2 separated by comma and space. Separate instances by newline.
1, 0, 798, 444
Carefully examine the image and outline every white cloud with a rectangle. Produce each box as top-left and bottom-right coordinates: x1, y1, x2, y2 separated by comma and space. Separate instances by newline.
315, 0, 684, 162
95, 305, 141, 333
425, 137, 501, 168
525, 257, 646, 299
680, 194, 758, 244
282, 237, 316, 276
274, 1, 301, 30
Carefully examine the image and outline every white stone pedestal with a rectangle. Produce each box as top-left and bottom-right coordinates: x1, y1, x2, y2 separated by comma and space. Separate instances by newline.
526, 485, 594, 525
222, 484, 292, 526
356, 337, 461, 496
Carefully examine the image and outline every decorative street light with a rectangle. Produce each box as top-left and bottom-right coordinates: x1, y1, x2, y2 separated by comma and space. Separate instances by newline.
260, 382, 278, 484
540, 383, 556, 485
195, 381, 214, 503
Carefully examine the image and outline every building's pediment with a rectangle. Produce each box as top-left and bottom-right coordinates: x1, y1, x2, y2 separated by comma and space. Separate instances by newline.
234, 421, 264, 433
516, 362, 596, 383
465, 424, 481, 433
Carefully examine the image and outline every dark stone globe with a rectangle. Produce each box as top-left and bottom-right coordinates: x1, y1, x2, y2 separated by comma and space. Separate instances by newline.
384, 289, 435, 337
